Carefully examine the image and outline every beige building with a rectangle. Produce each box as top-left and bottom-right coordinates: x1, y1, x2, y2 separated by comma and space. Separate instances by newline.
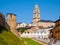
17, 4, 55, 29
16, 4, 55, 33
31, 4, 55, 28
17, 22, 27, 28
24, 4, 55, 33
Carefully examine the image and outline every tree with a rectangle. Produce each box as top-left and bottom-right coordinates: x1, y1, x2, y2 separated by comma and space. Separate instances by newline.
17, 28, 25, 34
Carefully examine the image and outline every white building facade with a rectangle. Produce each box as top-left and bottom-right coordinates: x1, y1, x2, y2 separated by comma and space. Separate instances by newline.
21, 28, 53, 39
17, 22, 27, 28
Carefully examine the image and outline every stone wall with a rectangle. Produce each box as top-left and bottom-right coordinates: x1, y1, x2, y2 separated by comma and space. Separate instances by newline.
7, 13, 16, 31
21, 32, 49, 38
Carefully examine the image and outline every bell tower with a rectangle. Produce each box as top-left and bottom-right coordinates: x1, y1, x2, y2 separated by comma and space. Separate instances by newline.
32, 4, 40, 26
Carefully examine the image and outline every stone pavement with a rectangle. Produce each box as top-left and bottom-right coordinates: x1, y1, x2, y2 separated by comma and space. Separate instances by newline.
52, 40, 60, 45
34, 37, 60, 45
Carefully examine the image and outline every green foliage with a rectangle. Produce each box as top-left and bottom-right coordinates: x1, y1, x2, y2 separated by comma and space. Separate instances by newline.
22, 38, 42, 45
0, 26, 8, 33
17, 28, 25, 34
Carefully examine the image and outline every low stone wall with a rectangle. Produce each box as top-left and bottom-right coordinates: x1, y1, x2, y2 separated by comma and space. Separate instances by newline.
21, 32, 49, 39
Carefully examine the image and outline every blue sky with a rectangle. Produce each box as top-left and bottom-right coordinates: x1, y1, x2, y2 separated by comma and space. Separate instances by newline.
0, 0, 60, 24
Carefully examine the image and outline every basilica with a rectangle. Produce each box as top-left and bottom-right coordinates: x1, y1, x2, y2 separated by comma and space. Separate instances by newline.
32, 4, 55, 27
17, 4, 55, 31
17, 4, 56, 38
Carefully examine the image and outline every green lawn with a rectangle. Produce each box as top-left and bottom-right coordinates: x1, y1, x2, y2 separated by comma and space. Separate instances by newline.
0, 30, 24, 45
22, 38, 42, 45
0, 28, 42, 45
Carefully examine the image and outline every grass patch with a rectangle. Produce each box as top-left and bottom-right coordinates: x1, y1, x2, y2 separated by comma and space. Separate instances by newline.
0, 26, 42, 45
22, 38, 42, 45
0, 30, 24, 45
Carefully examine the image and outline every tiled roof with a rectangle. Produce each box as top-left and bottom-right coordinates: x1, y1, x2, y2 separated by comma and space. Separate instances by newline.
17, 22, 23, 24
38, 20, 54, 22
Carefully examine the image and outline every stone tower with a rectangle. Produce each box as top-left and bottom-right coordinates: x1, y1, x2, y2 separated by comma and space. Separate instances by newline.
7, 13, 16, 32
7, 13, 20, 37
32, 4, 40, 26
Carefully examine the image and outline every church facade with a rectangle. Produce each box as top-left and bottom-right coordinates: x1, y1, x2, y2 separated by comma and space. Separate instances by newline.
31, 4, 55, 28
20, 4, 56, 38
17, 4, 55, 29
17, 4, 55, 34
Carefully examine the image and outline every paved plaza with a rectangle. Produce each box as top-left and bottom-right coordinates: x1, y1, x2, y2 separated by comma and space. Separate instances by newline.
34, 37, 60, 45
